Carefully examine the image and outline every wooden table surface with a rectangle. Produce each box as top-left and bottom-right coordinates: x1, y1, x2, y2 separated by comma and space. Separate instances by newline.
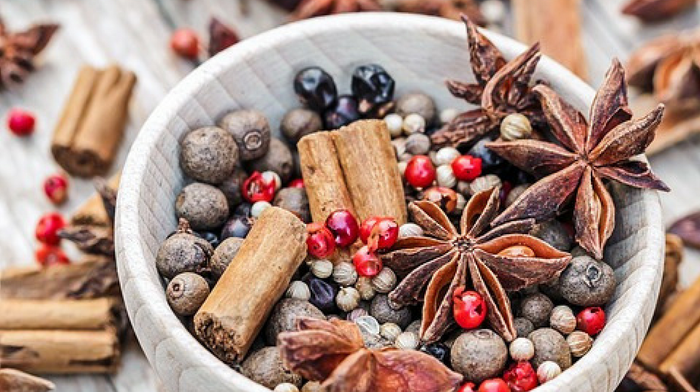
1, 0, 698, 390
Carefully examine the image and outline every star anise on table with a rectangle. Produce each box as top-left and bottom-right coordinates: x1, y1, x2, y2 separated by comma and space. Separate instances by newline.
0, 19, 59, 89
381, 187, 571, 343
627, 29, 700, 114
487, 60, 670, 260
278, 317, 463, 392
430, 16, 545, 149
290, 0, 382, 20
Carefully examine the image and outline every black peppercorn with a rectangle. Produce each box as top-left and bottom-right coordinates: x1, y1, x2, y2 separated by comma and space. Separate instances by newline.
467, 137, 504, 171
180, 126, 239, 184
233, 202, 253, 218
294, 66, 338, 112
220, 215, 253, 240
246, 138, 294, 183
156, 219, 214, 279
351, 64, 395, 116
281, 108, 323, 144
218, 109, 271, 161
175, 183, 229, 231
273, 187, 311, 222
323, 95, 360, 129
303, 274, 338, 313
196, 231, 221, 248
218, 167, 248, 208
420, 342, 450, 364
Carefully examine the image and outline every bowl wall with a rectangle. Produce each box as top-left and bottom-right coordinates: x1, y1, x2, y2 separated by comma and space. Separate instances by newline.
115, 13, 665, 392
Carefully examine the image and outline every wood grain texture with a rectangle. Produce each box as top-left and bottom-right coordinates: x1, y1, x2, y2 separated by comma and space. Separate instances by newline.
115, 13, 665, 392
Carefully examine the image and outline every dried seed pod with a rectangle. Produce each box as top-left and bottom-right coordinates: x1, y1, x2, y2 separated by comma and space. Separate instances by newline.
336, 287, 361, 312
500, 113, 532, 141
439, 108, 459, 124
166, 272, 210, 316
241, 347, 302, 389
347, 307, 369, 322
509, 337, 535, 361
469, 174, 502, 195
514, 317, 535, 338
280, 108, 322, 144
371, 267, 397, 293
333, 261, 358, 286
176, 183, 229, 231
505, 184, 529, 207
370, 294, 412, 328
405, 133, 431, 155
436, 165, 457, 188
559, 256, 616, 306
536, 361, 562, 384
380, 322, 402, 342
434, 147, 461, 166
384, 113, 404, 138
219, 109, 272, 161
274, 383, 300, 392
566, 331, 593, 357
355, 315, 380, 336
264, 298, 324, 345
451, 329, 508, 383
529, 328, 572, 369
399, 222, 423, 238
396, 92, 436, 123
247, 137, 294, 183
311, 259, 333, 279
395, 331, 420, 350
402, 113, 426, 135
519, 293, 554, 328
210, 237, 243, 279
180, 126, 239, 185
356, 276, 376, 301
550, 305, 577, 335
285, 280, 311, 301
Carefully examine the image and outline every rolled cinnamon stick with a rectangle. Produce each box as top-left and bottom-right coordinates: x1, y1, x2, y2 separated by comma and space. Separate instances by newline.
52, 66, 136, 177
0, 298, 117, 331
659, 322, 700, 381
71, 173, 120, 227
0, 330, 120, 374
0, 368, 55, 392
194, 207, 307, 363
638, 275, 700, 371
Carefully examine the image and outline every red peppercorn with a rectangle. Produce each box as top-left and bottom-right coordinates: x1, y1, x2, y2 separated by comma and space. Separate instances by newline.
576, 307, 606, 336
452, 155, 482, 182
35, 243, 70, 267
503, 362, 538, 392
353, 245, 383, 277
289, 178, 304, 188
306, 222, 336, 258
35, 212, 66, 246
7, 108, 36, 137
362, 217, 399, 251
44, 173, 69, 205
453, 287, 487, 329
458, 382, 477, 392
242, 171, 276, 203
405, 155, 436, 188
170, 28, 200, 59
325, 209, 360, 248
478, 378, 511, 392
360, 216, 381, 244
422, 186, 458, 213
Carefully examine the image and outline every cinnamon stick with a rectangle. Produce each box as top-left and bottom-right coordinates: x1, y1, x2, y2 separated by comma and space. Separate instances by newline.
0, 298, 118, 331
667, 367, 698, 392
660, 322, 700, 382
638, 275, 700, 371
0, 369, 55, 392
52, 66, 136, 177
0, 330, 120, 374
70, 173, 121, 227
512, 0, 587, 80
194, 207, 307, 363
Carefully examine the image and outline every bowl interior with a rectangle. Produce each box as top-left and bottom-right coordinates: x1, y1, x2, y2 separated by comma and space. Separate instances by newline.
115, 13, 664, 392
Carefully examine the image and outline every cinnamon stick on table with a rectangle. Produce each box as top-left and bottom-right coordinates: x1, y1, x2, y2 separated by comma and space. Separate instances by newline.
52, 66, 136, 177
194, 207, 307, 363
70, 173, 121, 227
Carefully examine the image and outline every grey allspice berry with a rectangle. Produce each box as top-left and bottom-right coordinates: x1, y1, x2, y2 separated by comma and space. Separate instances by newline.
219, 109, 271, 161
166, 272, 210, 316
273, 188, 310, 222
264, 298, 324, 345
528, 328, 572, 369
451, 329, 508, 383
514, 317, 535, 338
370, 294, 412, 328
175, 183, 229, 231
241, 347, 302, 389
519, 293, 554, 327
396, 92, 436, 123
281, 108, 323, 144
247, 138, 294, 183
210, 237, 243, 279
180, 126, 239, 184
559, 255, 616, 306
531, 220, 573, 251
218, 167, 248, 208
405, 133, 431, 155
156, 219, 214, 279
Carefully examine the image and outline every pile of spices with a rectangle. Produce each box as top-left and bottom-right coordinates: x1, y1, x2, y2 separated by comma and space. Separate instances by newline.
153, 16, 668, 392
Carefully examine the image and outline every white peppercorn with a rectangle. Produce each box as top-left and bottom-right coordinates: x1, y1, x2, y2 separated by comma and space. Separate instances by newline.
274, 383, 300, 392
311, 259, 333, 279
434, 147, 460, 166
384, 113, 404, 138
301, 381, 323, 392
500, 113, 532, 141
537, 361, 562, 384
469, 175, 502, 195
333, 261, 358, 286
371, 268, 397, 293
405, 133, 431, 155
285, 280, 311, 301
455, 193, 466, 214
550, 305, 577, 335
251, 201, 272, 218
509, 337, 535, 361
402, 113, 426, 135
436, 165, 457, 188
355, 315, 380, 336
481, 0, 507, 24
398, 161, 408, 178
380, 322, 402, 342
395, 331, 419, 350
356, 277, 376, 301
567, 331, 593, 357
439, 108, 459, 124
399, 223, 423, 238
336, 287, 361, 312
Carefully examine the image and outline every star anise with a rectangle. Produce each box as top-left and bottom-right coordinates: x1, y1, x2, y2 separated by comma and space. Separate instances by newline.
627, 29, 700, 114
290, 0, 382, 20
381, 187, 571, 343
621, 0, 696, 23
0, 19, 59, 89
487, 60, 670, 260
278, 317, 463, 392
430, 16, 545, 149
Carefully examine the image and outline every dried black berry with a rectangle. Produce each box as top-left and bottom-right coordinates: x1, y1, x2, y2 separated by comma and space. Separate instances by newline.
303, 274, 338, 313
220, 215, 253, 240
294, 66, 337, 112
323, 95, 360, 129
420, 342, 450, 364
467, 137, 504, 171
351, 64, 395, 116
234, 202, 253, 218
197, 231, 221, 248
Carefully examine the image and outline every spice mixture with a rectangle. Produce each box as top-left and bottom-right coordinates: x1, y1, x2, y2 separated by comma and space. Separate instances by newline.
154, 16, 668, 392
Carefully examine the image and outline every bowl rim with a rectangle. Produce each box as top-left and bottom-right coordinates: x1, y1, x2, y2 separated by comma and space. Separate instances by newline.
115, 12, 664, 392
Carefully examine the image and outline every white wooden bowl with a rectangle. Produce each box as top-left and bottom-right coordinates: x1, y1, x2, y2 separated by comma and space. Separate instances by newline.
115, 13, 665, 392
